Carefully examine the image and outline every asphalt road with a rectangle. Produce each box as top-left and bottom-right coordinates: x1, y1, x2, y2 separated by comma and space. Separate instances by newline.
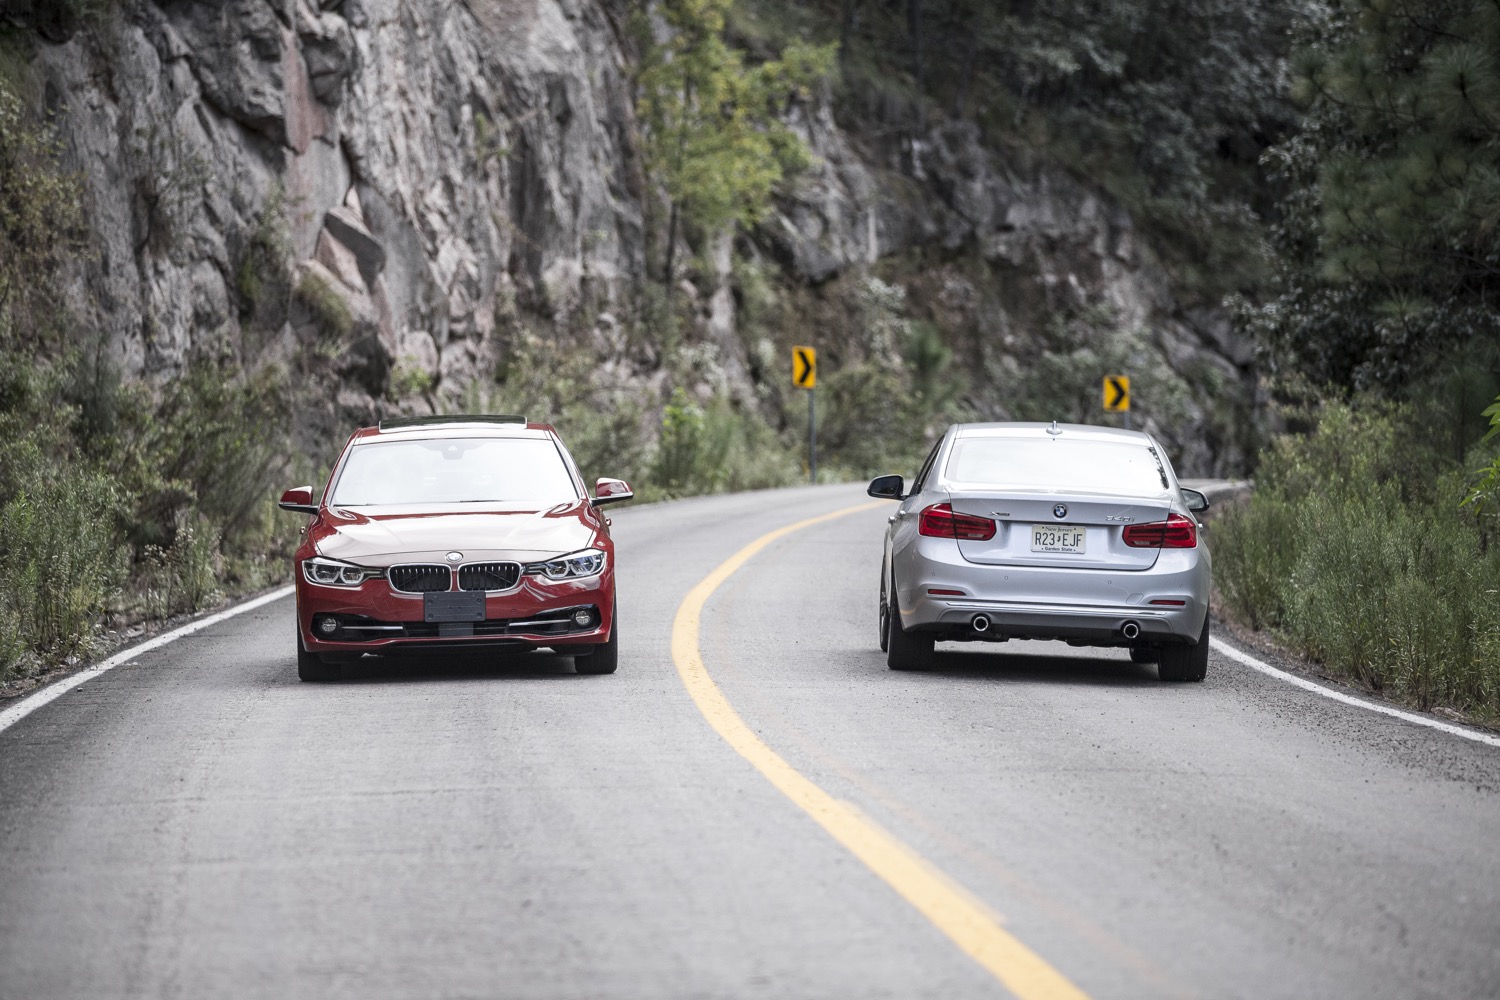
2, 483, 1498, 999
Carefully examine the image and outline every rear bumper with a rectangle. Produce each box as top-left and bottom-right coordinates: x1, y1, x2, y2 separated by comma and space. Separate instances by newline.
907, 597, 1204, 644
895, 537, 1209, 644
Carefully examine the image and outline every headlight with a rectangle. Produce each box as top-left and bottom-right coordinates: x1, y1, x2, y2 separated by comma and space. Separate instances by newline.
525, 548, 606, 580
302, 557, 384, 588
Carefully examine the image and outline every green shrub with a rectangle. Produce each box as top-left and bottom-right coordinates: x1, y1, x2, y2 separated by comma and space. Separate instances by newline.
718, 404, 801, 492
0, 350, 296, 676
819, 358, 917, 476
235, 185, 292, 331
295, 270, 353, 343
649, 389, 799, 498
1460, 394, 1500, 552
169, 514, 223, 613
653, 389, 733, 495
138, 514, 224, 619
388, 361, 435, 400
77, 359, 292, 558
1212, 495, 1297, 629
0, 472, 123, 679
1215, 400, 1500, 719
814, 275, 966, 478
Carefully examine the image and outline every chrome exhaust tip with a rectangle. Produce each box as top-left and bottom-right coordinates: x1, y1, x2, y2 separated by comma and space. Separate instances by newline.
1121, 621, 1141, 640
971, 614, 991, 633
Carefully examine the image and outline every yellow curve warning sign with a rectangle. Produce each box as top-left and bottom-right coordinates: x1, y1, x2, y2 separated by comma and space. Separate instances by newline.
793, 346, 817, 389
1103, 375, 1130, 412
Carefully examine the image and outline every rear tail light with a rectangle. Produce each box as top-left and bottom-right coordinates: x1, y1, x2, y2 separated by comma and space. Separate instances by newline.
1123, 513, 1198, 549
918, 503, 996, 541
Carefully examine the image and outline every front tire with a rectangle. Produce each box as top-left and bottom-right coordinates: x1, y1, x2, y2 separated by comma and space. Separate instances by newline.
297, 626, 341, 682
886, 584, 934, 671
1158, 611, 1209, 682
574, 606, 619, 675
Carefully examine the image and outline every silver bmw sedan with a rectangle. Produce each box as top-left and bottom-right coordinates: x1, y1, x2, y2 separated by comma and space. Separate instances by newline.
869, 421, 1212, 680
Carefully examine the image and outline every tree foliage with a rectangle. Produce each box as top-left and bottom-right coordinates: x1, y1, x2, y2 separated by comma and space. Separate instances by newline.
1239, 0, 1500, 390
635, 0, 835, 281
1461, 394, 1500, 530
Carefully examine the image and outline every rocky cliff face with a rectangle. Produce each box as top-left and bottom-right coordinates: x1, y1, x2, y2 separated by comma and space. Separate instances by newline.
22, 0, 1258, 474
34, 0, 640, 399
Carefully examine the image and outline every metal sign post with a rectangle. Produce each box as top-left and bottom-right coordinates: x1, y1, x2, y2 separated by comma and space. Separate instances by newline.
1103, 374, 1131, 430
808, 389, 817, 484
793, 346, 817, 483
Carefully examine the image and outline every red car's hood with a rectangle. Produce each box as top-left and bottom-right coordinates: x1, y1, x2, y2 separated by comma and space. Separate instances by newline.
314, 502, 599, 565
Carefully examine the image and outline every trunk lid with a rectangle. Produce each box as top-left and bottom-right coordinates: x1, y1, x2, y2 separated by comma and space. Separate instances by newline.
946, 490, 1174, 570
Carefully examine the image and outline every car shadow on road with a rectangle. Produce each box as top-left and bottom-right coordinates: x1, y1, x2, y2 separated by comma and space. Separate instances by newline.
918, 646, 1164, 687
328, 649, 589, 684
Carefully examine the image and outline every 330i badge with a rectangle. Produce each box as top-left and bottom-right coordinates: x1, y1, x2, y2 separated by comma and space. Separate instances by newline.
278, 415, 633, 681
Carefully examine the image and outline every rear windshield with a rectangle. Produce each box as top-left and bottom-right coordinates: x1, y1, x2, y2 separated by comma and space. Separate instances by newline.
944, 437, 1169, 496
329, 437, 578, 506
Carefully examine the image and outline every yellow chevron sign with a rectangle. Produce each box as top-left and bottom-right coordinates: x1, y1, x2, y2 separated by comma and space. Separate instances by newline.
793, 346, 817, 389
1103, 375, 1130, 412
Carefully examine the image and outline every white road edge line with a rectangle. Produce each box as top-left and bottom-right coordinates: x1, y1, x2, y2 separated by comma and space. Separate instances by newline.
1210, 636, 1500, 749
0, 585, 295, 736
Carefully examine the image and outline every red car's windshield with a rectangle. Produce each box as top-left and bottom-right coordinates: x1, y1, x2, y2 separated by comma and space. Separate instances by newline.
328, 437, 578, 506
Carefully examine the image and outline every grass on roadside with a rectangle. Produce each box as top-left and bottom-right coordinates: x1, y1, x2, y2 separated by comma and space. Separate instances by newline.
1213, 400, 1500, 722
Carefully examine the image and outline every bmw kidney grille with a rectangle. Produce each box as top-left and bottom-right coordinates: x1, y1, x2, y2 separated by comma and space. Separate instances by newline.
458, 562, 522, 592
388, 564, 452, 593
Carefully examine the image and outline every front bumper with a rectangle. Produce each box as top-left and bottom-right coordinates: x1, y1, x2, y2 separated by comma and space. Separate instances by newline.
297, 570, 614, 654
895, 536, 1209, 645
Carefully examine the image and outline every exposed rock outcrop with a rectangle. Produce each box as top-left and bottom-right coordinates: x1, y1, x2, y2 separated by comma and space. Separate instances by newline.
23, 0, 1257, 473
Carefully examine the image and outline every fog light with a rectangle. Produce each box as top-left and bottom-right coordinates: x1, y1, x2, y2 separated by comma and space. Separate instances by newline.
317, 617, 339, 635
573, 609, 593, 627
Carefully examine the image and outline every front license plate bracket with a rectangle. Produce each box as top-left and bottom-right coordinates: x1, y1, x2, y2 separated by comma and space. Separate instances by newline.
425, 591, 485, 622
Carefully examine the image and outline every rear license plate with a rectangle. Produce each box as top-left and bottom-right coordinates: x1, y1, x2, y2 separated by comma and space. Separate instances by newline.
1031, 524, 1086, 554
424, 591, 485, 623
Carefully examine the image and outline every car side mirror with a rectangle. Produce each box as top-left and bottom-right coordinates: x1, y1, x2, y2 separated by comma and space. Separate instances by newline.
867, 474, 905, 500
278, 486, 319, 515
592, 477, 634, 507
1182, 488, 1210, 513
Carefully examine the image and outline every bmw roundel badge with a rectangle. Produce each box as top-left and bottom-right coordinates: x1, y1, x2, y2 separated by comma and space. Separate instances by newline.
1053, 504, 1068, 519
446, 551, 463, 562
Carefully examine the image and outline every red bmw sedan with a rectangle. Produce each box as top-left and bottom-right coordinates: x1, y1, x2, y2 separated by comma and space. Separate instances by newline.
278, 415, 632, 681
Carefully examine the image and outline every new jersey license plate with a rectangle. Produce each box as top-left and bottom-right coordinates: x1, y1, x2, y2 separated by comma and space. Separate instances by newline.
1031, 524, 1086, 554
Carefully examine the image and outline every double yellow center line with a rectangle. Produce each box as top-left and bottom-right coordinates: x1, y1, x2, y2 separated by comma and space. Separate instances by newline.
670, 501, 1090, 1000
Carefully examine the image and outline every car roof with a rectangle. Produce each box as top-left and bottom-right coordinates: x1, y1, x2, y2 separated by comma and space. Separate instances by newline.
348, 415, 558, 444
951, 421, 1154, 444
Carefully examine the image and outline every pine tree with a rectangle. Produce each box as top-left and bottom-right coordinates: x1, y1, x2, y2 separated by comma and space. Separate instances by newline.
1243, 0, 1500, 389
